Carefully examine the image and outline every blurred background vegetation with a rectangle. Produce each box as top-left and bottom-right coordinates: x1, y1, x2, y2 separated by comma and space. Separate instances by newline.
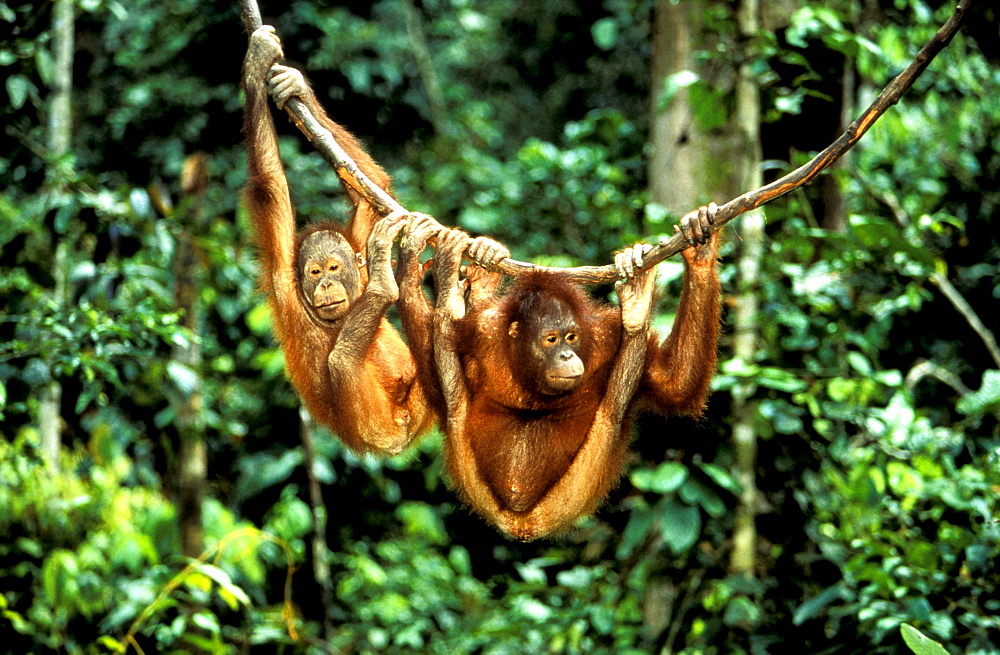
1, 0, 998, 653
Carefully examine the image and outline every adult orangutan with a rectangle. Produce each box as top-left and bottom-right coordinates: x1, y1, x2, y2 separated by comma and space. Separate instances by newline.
427, 207, 721, 540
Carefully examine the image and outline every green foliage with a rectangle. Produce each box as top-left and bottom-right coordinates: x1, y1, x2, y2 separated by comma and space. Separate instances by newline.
624, 461, 738, 558
330, 523, 658, 654
801, 389, 1000, 646
1, 0, 998, 653
462, 110, 647, 262
398, 107, 649, 267
0, 434, 306, 654
748, 189, 999, 651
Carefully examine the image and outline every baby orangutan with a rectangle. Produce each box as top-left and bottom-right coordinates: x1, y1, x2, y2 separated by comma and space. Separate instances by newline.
242, 26, 433, 453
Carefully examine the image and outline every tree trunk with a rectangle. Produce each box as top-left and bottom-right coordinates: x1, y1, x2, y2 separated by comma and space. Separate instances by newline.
729, 0, 764, 578
402, 0, 449, 136
48, 0, 73, 156
649, 0, 747, 215
649, 0, 763, 577
174, 153, 209, 558
300, 409, 335, 641
821, 63, 853, 232
648, 0, 698, 211
40, 0, 75, 470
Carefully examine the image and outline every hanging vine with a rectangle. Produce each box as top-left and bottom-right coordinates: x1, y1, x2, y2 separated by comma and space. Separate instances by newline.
238, 0, 976, 284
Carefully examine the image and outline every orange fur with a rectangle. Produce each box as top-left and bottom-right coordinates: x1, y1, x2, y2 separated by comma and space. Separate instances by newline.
242, 37, 431, 454
440, 272, 640, 539
639, 251, 722, 416
437, 249, 721, 540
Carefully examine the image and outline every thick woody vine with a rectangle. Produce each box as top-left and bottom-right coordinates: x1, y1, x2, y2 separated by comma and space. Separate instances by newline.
239, 0, 975, 284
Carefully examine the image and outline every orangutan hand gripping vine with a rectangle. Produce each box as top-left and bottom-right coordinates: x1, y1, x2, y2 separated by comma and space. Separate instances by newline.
429, 207, 721, 541
242, 26, 432, 454
395, 214, 510, 418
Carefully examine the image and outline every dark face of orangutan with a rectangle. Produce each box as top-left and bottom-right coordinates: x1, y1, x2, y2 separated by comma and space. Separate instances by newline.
510, 296, 585, 396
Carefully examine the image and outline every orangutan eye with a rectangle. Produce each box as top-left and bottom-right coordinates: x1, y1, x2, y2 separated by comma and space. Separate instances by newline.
329, 263, 339, 272
310, 267, 321, 276
546, 335, 558, 344
565, 332, 578, 343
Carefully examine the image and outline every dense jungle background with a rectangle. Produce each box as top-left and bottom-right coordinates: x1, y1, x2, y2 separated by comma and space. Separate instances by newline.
1, 0, 998, 652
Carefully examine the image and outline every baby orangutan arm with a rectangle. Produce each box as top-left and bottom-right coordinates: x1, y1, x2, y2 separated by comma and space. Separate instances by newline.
432, 229, 474, 419
267, 63, 393, 250
328, 212, 406, 368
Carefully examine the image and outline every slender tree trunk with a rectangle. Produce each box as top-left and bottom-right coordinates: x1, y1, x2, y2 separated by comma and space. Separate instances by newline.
174, 153, 209, 558
649, 0, 699, 211
821, 63, 853, 231
40, 0, 75, 470
729, 0, 763, 576
402, 0, 449, 136
649, 0, 763, 576
300, 409, 334, 641
48, 0, 73, 156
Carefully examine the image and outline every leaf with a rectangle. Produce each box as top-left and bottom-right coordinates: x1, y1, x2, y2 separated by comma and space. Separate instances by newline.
167, 361, 199, 396
516, 597, 552, 621
34, 47, 54, 85
591, 18, 618, 50
680, 478, 726, 517
757, 366, 807, 393
590, 604, 615, 634
448, 546, 472, 576
900, 623, 950, 655
723, 595, 762, 628
617, 504, 655, 559
96, 636, 124, 651
793, 583, 843, 625
697, 463, 741, 494
6, 74, 31, 110
657, 70, 699, 110
556, 566, 596, 589
845, 351, 873, 376
191, 610, 221, 635
189, 561, 251, 608
956, 369, 1000, 417
75, 383, 100, 414
660, 500, 700, 555
631, 461, 687, 493
396, 501, 447, 545
688, 80, 728, 132
245, 301, 273, 335
236, 450, 302, 501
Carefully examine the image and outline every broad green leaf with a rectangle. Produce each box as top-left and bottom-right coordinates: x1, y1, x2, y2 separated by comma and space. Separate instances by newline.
900, 623, 950, 655
631, 461, 687, 493
698, 463, 741, 494
660, 500, 700, 555
6, 74, 31, 110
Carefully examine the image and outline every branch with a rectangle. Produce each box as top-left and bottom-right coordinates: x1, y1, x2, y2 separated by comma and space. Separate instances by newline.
240, 0, 976, 284
874, 186, 1000, 369
402, 0, 449, 136
905, 359, 972, 395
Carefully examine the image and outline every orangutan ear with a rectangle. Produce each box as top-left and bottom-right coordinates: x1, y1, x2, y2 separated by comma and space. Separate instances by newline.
356, 252, 366, 268
508, 321, 519, 339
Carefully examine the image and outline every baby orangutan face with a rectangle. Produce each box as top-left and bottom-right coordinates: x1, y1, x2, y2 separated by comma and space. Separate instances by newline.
297, 230, 362, 323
